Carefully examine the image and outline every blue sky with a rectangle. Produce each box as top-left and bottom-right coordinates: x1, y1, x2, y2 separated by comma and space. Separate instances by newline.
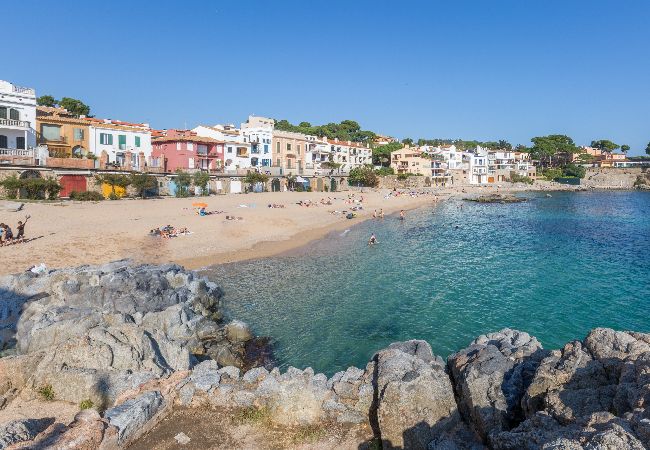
5, 0, 650, 153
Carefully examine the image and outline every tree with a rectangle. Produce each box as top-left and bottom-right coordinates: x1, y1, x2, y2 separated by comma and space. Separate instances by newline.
621, 145, 630, 155
192, 171, 211, 194
243, 172, 269, 192
130, 173, 157, 199
372, 142, 402, 166
562, 163, 586, 179
646, 142, 650, 156
375, 166, 395, 176
37, 95, 57, 107
174, 169, 192, 197
95, 174, 131, 199
591, 140, 619, 154
348, 166, 378, 187
529, 135, 579, 167
298, 121, 311, 128
58, 97, 91, 117
401, 138, 414, 146
497, 140, 512, 150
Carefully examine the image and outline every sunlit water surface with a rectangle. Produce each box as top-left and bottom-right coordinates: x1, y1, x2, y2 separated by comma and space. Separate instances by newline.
202, 191, 650, 375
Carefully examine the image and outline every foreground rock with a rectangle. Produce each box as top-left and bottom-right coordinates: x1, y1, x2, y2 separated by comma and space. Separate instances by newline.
464, 194, 527, 203
0, 261, 270, 409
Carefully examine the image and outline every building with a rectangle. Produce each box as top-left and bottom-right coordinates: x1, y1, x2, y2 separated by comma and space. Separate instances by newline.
374, 134, 397, 146
272, 129, 314, 173
0, 80, 38, 163
463, 147, 489, 184
84, 117, 152, 169
305, 138, 331, 174
35, 106, 90, 158
240, 115, 274, 168
327, 139, 373, 172
151, 129, 224, 173
390, 147, 431, 175
193, 124, 250, 171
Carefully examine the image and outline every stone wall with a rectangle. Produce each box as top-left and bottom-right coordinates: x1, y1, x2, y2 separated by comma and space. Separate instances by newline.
582, 166, 647, 189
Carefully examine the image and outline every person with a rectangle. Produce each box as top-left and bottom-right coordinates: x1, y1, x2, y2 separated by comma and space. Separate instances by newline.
0, 223, 4, 245
379, 209, 384, 219
4, 224, 13, 242
199, 207, 207, 216
16, 215, 30, 240
368, 233, 378, 245
399, 210, 405, 220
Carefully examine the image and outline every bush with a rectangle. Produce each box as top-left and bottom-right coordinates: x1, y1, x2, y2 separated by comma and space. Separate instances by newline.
397, 173, 416, 181
108, 192, 120, 200
193, 171, 211, 193
0, 175, 21, 199
562, 163, 586, 179
38, 384, 55, 401
375, 166, 395, 176
509, 173, 534, 184
130, 173, 157, 199
348, 166, 379, 187
70, 191, 104, 201
542, 168, 563, 181
79, 399, 94, 410
174, 170, 192, 197
243, 172, 269, 185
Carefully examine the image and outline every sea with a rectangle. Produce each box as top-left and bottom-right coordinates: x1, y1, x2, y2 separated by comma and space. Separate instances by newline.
202, 191, 650, 375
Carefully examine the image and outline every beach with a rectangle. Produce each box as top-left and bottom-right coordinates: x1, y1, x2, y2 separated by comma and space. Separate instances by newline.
0, 189, 439, 275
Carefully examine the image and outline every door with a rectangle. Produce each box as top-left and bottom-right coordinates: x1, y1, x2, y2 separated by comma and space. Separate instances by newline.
316, 178, 324, 192
330, 178, 337, 192
167, 180, 178, 197
59, 175, 87, 197
271, 178, 281, 192
230, 180, 242, 194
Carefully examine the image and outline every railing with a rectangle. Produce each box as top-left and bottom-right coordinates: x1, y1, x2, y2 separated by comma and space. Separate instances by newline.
0, 118, 30, 128
12, 85, 35, 95
38, 136, 67, 143
0, 147, 34, 157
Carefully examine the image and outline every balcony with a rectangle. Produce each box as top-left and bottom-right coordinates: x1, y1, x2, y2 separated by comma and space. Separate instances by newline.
0, 118, 30, 129
0, 147, 36, 166
38, 135, 67, 144
12, 85, 35, 95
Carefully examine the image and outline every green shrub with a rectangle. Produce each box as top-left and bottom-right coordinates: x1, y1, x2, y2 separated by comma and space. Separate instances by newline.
397, 173, 415, 181
79, 399, 94, 410
174, 170, 192, 197
70, 191, 104, 201
562, 163, 586, 179
0, 175, 21, 199
375, 166, 395, 176
108, 192, 120, 200
193, 171, 211, 193
232, 407, 271, 425
38, 384, 55, 401
291, 424, 326, 444
130, 173, 157, 199
349, 166, 379, 187
542, 168, 563, 181
509, 173, 534, 184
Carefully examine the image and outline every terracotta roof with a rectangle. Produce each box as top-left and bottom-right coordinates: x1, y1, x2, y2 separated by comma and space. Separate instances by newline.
327, 139, 370, 149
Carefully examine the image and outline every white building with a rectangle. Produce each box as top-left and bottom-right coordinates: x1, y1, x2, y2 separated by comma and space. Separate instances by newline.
327, 139, 373, 172
463, 146, 489, 184
194, 124, 251, 171
0, 80, 37, 156
86, 118, 152, 168
240, 115, 274, 168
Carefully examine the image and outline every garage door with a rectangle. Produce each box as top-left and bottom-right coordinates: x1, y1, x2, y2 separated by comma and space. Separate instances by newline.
230, 180, 242, 194
59, 175, 87, 198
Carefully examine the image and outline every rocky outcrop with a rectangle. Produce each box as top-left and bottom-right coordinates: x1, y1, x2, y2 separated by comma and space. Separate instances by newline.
0, 417, 54, 449
448, 329, 547, 441
0, 261, 269, 408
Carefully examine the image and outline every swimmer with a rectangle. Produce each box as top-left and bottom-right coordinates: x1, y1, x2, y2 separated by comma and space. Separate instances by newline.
368, 233, 378, 245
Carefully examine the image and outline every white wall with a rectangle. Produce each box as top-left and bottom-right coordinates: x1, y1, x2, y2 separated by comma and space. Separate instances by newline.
89, 125, 152, 167
0, 80, 37, 148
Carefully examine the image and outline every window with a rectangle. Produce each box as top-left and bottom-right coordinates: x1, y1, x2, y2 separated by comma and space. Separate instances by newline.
16, 137, 25, 149
188, 158, 195, 169
228, 146, 233, 153
0, 135, 7, 147
276, 142, 280, 153
0, 107, 6, 119
176, 142, 181, 150
297, 144, 301, 154
276, 158, 281, 166
264, 144, 268, 153
9, 109, 19, 120
287, 143, 291, 151
187, 143, 193, 151
42, 124, 62, 140
118, 135, 126, 150
74, 128, 84, 140
100, 133, 113, 145
135, 136, 141, 147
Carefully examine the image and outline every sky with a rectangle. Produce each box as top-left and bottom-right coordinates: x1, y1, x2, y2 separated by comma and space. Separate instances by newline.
5, 0, 650, 154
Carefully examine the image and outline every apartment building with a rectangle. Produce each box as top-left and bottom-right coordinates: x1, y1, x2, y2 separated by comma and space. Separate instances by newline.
241, 115, 274, 168
36, 106, 90, 158
0, 80, 37, 161
85, 117, 152, 168
151, 129, 224, 173
194, 124, 251, 171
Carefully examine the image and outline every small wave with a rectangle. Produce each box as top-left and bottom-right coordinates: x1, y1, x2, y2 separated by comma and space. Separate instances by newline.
340, 229, 351, 236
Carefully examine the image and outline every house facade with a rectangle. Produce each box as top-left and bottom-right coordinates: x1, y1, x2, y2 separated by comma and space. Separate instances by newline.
272, 130, 313, 173
390, 147, 431, 175
240, 115, 274, 168
85, 118, 152, 168
0, 80, 37, 159
194, 124, 251, 171
327, 139, 372, 172
36, 106, 90, 158
152, 129, 224, 173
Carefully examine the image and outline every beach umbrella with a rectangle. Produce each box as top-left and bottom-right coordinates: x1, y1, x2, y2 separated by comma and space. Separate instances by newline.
192, 202, 208, 208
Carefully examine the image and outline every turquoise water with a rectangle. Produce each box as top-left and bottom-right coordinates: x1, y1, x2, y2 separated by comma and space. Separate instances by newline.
203, 191, 650, 375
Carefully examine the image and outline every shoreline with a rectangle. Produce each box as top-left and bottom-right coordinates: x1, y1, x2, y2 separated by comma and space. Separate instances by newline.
0, 183, 640, 275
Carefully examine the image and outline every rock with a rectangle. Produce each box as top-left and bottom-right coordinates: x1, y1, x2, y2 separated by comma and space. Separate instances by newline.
175, 431, 191, 445
225, 320, 252, 343
0, 417, 54, 449
23, 409, 110, 450
374, 340, 460, 450
448, 328, 546, 441
242, 367, 269, 384
464, 194, 526, 203
104, 390, 164, 444
490, 411, 645, 450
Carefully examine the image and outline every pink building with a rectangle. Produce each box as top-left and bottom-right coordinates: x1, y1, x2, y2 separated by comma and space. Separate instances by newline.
152, 129, 224, 173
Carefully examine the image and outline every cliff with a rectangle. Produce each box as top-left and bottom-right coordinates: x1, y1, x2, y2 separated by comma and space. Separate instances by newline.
1, 263, 649, 449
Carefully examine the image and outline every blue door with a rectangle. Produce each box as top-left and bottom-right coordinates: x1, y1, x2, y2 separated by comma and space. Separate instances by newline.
167, 180, 177, 196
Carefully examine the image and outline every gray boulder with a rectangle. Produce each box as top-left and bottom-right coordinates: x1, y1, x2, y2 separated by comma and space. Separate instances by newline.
373, 340, 460, 450
0, 417, 54, 449
448, 328, 546, 441
104, 390, 164, 444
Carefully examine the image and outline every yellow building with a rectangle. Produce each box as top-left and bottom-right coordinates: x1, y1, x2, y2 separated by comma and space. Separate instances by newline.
36, 106, 90, 157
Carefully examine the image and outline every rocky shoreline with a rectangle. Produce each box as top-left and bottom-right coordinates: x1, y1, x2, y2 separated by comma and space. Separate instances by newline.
1, 263, 649, 449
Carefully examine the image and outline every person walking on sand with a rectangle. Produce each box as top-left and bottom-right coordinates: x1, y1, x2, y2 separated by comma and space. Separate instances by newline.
368, 233, 378, 245
373, 210, 377, 218
379, 209, 384, 219
400, 210, 405, 220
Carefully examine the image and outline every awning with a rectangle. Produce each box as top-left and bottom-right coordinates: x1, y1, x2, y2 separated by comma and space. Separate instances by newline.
295, 176, 308, 183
